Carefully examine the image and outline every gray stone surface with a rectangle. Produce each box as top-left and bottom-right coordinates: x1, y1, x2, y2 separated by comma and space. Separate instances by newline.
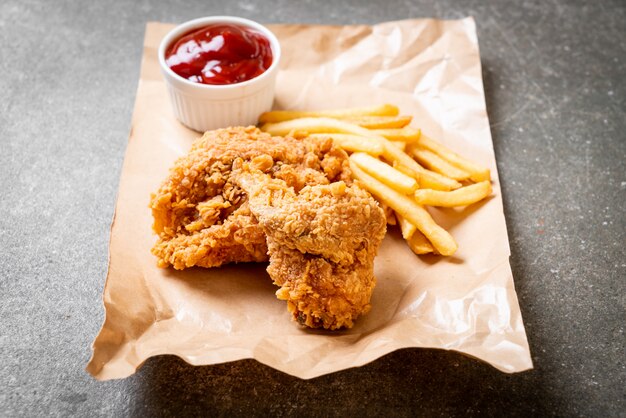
0, 0, 624, 416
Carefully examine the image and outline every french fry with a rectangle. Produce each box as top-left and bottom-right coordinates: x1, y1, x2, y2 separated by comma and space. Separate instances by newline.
396, 214, 417, 240
390, 141, 406, 151
344, 115, 412, 129
309, 133, 384, 156
393, 162, 418, 178
416, 134, 491, 182
382, 204, 396, 225
381, 141, 462, 191
414, 181, 492, 207
259, 104, 399, 123
289, 130, 310, 139
260, 117, 384, 138
372, 127, 421, 142
408, 230, 435, 255
350, 162, 457, 256
260, 118, 460, 190
397, 205, 436, 254
394, 162, 458, 195
410, 147, 471, 181
350, 153, 418, 194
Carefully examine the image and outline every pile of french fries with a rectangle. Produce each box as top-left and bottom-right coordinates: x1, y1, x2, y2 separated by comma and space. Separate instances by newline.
258, 104, 492, 257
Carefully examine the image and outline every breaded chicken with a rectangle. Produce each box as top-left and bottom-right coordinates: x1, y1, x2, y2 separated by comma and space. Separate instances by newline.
150, 126, 350, 269
233, 164, 387, 330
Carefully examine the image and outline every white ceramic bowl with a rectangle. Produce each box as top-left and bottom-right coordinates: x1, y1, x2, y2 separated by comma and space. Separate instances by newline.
158, 16, 281, 132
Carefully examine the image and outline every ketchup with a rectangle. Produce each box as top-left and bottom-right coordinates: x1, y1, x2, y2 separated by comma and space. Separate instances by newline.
165, 24, 273, 85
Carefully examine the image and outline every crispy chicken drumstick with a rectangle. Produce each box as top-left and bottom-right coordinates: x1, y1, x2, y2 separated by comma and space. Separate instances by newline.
233, 162, 386, 330
151, 126, 386, 329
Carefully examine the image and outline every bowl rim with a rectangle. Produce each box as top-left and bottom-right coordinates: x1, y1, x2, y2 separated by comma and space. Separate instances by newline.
158, 16, 281, 90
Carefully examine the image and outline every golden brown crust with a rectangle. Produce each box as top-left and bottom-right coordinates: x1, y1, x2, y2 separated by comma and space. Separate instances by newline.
235, 168, 387, 330
151, 126, 385, 329
150, 126, 351, 270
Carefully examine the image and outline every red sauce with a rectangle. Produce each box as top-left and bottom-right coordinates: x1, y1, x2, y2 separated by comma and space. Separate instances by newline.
165, 24, 273, 85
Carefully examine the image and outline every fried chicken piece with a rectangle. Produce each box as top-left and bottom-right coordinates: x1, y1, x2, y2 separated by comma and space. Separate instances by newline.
150, 126, 350, 269
234, 164, 387, 330
151, 126, 385, 329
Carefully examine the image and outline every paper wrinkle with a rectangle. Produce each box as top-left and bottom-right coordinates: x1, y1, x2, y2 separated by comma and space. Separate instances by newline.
87, 19, 532, 380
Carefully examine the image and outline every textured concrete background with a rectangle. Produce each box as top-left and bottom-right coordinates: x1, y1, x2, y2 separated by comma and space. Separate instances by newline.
1, 0, 624, 416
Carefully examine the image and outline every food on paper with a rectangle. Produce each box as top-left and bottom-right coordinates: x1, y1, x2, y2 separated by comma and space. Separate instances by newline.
165, 23, 273, 85
234, 163, 386, 330
150, 126, 386, 329
88, 20, 533, 381
258, 104, 492, 256
151, 104, 490, 326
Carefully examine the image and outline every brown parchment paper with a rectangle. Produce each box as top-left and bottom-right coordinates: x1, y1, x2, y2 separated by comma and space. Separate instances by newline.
87, 18, 532, 380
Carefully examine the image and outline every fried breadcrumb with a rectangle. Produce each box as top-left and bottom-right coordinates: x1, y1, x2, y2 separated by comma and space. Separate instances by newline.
234, 163, 386, 330
150, 126, 349, 269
